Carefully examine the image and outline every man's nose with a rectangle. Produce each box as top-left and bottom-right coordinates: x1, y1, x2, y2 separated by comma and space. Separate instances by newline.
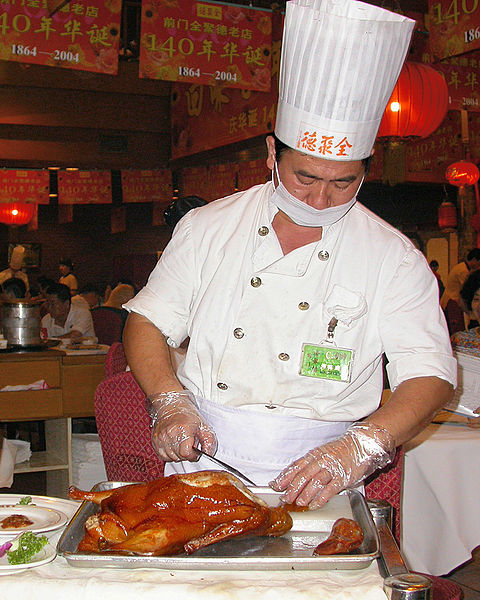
305, 183, 330, 209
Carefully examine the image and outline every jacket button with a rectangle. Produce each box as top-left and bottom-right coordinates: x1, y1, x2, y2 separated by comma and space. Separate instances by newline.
298, 302, 310, 310
318, 250, 329, 261
258, 226, 269, 236
233, 328, 244, 339
250, 276, 262, 287
217, 382, 228, 390
278, 353, 290, 361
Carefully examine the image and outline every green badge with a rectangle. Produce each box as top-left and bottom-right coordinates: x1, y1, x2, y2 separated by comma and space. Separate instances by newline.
299, 343, 354, 382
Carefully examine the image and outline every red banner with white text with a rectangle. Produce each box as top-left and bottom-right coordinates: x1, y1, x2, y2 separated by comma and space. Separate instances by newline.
0, 0, 121, 74
170, 10, 282, 159
121, 170, 172, 204
140, 0, 272, 91
0, 169, 50, 203
58, 170, 111, 204
427, 0, 480, 61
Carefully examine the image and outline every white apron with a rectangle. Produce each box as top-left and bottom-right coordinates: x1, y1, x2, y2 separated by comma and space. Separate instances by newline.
164, 396, 353, 485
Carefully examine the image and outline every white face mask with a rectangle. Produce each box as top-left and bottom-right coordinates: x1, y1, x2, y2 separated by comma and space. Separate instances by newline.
270, 161, 363, 227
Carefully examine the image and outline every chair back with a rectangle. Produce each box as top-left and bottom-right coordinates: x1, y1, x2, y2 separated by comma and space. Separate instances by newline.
444, 299, 465, 335
105, 342, 128, 378
95, 370, 164, 482
365, 447, 404, 543
91, 306, 126, 346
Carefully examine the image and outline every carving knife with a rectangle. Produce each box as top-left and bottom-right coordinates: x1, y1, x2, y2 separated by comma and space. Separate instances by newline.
192, 448, 257, 487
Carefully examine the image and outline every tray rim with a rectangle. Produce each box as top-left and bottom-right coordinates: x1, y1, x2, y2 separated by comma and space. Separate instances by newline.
57, 481, 380, 571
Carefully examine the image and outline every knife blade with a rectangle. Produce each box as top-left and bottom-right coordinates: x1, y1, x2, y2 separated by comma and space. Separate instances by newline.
192, 448, 257, 486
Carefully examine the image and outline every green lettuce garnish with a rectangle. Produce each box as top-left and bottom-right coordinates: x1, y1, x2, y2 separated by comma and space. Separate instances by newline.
17, 496, 32, 506
6, 531, 48, 565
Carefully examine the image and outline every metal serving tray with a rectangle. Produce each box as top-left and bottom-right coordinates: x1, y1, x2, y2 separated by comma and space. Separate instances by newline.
57, 481, 379, 571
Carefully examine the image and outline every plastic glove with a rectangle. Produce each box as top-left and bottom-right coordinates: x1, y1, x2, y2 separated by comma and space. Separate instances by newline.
270, 422, 395, 509
146, 390, 217, 462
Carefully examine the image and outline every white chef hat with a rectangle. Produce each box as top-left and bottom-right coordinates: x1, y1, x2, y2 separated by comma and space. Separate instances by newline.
275, 0, 415, 161
9, 245, 25, 270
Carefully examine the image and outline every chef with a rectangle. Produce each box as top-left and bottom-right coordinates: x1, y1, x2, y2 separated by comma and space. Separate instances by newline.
123, 0, 456, 508
0, 245, 29, 291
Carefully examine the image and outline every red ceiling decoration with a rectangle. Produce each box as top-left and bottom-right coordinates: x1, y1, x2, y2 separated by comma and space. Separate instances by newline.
0, 202, 36, 226
378, 62, 449, 139
445, 161, 480, 187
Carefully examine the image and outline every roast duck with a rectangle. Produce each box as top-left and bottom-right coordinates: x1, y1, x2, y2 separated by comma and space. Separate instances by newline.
69, 471, 293, 556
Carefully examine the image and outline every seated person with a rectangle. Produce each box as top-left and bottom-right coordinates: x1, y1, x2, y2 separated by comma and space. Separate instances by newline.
72, 284, 102, 310
0, 277, 27, 301
103, 283, 135, 310
41, 283, 95, 341
58, 258, 78, 296
451, 270, 480, 427
451, 270, 480, 352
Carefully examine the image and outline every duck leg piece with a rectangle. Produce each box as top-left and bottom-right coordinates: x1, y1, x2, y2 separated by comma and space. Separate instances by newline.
313, 518, 364, 555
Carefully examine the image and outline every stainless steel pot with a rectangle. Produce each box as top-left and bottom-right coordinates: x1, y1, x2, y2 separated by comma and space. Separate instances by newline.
1, 300, 42, 347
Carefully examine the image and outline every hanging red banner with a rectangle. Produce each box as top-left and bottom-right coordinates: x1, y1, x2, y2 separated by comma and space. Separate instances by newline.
417, 50, 480, 112
121, 169, 172, 204
0, 0, 121, 75
206, 163, 236, 199
140, 0, 272, 91
427, 0, 480, 61
58, 170, 111, 204
181, 166, 210, 200
237, 158, 270, 190
171, 11, 282, 159
405, 111, 462, 183
0, 169, 49, 203
27, 203, 38, 231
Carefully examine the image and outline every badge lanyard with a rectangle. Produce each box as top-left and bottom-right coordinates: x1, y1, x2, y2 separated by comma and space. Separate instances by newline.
299, 316, 355, 383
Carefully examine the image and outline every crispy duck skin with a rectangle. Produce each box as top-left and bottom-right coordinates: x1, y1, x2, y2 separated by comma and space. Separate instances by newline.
69, 470, 293, 556
313, 517, 364, 555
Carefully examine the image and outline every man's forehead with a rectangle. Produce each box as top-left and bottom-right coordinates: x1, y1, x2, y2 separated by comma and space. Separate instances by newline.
284, 148, 364, 175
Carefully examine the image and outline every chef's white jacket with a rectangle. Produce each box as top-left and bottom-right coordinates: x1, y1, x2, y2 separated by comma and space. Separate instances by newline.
125, 183, 456, 423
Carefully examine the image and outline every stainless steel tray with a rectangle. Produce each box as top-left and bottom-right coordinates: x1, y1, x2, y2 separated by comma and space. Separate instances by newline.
57, 481, 379, 570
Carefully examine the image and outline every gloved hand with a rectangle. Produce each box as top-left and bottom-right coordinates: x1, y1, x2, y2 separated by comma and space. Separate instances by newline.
270, 422, 395, 509
146, 390, 217, 462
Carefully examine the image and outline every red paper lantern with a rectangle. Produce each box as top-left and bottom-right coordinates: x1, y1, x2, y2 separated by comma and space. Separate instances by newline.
438, 201, 457, 231
0, 202, 36, 226
445, 161, 480, 187
378, 62, 449, 139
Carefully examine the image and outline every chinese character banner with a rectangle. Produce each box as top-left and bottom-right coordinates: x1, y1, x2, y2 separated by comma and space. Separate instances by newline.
140, 0, 272, 91
428, 0, 480, 60
58, 170, 111, 204
170, 11, 282, 159
0, 169, 49, 203
424, 52, 480, 112
121, 169, 172, 204
0, 0, 121, 74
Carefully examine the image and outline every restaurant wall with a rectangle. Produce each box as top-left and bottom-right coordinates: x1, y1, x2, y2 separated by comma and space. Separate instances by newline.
0, 202, 172, 294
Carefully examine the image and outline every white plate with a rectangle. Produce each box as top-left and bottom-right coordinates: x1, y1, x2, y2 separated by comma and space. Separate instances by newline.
0, 542, 56, 572
0, 494, 80, 521
0, 506, 68, 535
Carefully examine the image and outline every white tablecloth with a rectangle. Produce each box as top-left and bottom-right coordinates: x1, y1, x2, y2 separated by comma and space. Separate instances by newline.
401, 423, 480, 576
0, 555, 387, 600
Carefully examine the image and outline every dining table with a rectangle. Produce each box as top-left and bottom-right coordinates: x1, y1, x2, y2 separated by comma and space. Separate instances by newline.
401, 422, 480, 576
0, 492, 391, 600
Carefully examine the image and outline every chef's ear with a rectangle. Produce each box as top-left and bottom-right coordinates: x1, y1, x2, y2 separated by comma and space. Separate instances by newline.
266, 135, 276, 171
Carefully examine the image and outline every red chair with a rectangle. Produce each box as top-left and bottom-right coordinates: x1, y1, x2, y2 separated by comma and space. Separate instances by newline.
105, 341, 128, 378
365, 447, 404, 543
91, 306, 126, 346
95, 370, 164, 482
444, 299, 465, 336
